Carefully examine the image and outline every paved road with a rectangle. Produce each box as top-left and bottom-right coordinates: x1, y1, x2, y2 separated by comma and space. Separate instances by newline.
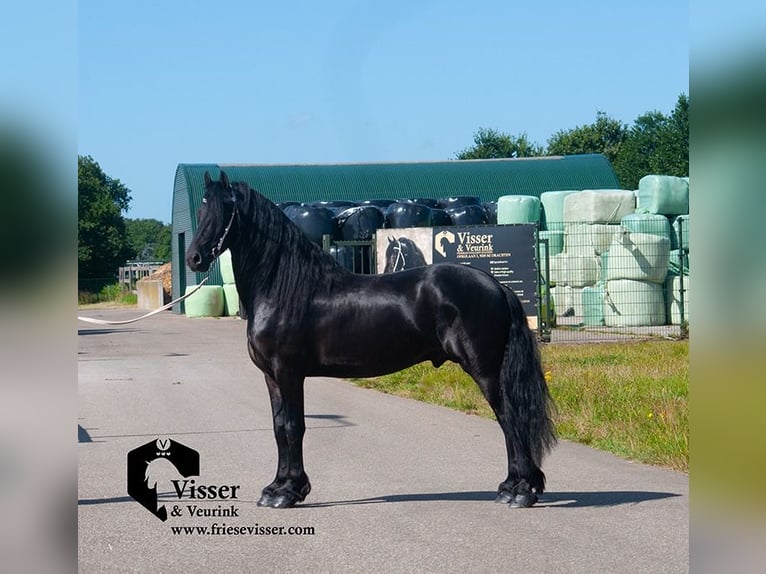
78, 309, 688, 573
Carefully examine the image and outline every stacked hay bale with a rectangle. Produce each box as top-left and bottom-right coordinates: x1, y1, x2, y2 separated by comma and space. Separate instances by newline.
184, 249, 237, 318
536, 175, 690, 328
549, 189, 635, 320
219, 249, 240, 317
184, 284, 224, 317
635, 175, 690, 325
602, 230, 670, 326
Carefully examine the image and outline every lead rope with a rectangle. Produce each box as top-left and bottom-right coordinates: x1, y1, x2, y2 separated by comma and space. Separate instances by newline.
77, 270, 212, 326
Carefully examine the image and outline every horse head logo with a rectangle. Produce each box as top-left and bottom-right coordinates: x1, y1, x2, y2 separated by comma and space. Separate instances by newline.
434, 229, 456, 258
127, 438, 200, 521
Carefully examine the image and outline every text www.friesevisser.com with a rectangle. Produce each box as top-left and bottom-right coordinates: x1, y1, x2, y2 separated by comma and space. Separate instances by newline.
171, 523, 316, 536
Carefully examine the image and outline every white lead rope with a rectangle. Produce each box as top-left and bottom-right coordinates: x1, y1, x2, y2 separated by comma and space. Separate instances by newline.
77, 275, 210, 326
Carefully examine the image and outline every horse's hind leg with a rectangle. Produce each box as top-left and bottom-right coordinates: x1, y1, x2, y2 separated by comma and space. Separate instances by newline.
471, 372, 546, 509
257, 373, 311, 508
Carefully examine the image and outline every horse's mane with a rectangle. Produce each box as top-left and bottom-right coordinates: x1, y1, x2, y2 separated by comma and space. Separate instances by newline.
230, 181, 348, 319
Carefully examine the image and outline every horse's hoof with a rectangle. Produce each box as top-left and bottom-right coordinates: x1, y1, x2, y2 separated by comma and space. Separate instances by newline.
257, 483, 310, 508
509, 493, 538, 508
494, 491, 514, 504
270, 494, 299, 508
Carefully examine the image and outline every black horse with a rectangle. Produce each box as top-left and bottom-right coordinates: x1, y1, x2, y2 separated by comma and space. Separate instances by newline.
186, 171, 556, 509
383, 236, 428, 273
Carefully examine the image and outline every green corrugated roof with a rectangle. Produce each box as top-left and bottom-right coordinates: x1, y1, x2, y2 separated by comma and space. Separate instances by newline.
174, 155, 619, 222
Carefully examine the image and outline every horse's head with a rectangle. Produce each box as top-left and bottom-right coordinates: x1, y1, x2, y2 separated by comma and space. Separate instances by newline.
186, 170, 238, 272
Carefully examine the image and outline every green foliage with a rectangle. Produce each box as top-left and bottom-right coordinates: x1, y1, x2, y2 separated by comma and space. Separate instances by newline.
355, 341, 688, 471
456, 128, 544, 159
546, 111, 628, 164
456, 94, 689, 190
78, 282, 137, 305
78, 155, 134, 285
125, 218, 172, 262
612, 94, 689, 189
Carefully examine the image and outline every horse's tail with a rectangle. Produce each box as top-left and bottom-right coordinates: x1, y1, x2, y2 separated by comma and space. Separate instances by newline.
499, 289, 557, 491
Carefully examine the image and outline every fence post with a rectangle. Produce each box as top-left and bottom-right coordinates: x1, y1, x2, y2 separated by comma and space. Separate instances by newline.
536, 229, 551, 343
677, 217, 687, 326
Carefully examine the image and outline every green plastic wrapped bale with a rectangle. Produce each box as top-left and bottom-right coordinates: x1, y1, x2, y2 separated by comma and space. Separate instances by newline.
219, 249, 236, 285
620, 213, 672, 243
637, 175, 689, 216
565, 223, 620, 256
548, 253, 600, 287
582, 284, 606, 326
497, 195, 541, 224
668, 249, 690, 276
184, 285, 224, 318
563, 190, 636, 224
538, 231, 564, 266
604, 232, 670, 284
603, 280, 666, 327
665, 274, 690, 325
222, 283, 240, 316
551, 285, 585, 317
672, 215, 689, 251
549, 253, 568, 286
540, 190, 579, 231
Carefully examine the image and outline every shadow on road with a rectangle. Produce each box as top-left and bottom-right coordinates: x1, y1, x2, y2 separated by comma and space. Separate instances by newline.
302, 489, 681, 508
78, 489, 680, 509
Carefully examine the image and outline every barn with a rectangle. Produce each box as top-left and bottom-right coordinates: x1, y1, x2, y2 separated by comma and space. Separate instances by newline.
171, 154, 620, 311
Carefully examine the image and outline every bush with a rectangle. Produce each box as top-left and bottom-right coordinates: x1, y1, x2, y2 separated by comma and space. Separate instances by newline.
78, 283, 136, 305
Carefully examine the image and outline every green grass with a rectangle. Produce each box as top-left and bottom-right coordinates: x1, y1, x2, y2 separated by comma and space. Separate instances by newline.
354, 341, 688, 472
78, 283, 137, 306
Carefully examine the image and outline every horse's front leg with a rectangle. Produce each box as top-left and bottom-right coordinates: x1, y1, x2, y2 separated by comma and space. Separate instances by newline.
257, 372, 311, 508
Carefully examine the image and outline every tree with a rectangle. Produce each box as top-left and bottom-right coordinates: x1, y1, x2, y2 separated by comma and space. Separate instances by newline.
125, 218, 172, 262
546, 112, 628, 165
456, 128, 544, 159
78, 155, 134, 288
612, 94, 689, 189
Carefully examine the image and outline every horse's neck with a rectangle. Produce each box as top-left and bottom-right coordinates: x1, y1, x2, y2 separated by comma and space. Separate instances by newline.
229, 202, 336, 306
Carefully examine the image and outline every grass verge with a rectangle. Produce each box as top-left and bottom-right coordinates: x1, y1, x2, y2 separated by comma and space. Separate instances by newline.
78, 283, 137, 306
353, 341, 688, 472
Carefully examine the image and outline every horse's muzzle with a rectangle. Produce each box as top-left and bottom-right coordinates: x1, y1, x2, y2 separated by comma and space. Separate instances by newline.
186, 249, 210, 272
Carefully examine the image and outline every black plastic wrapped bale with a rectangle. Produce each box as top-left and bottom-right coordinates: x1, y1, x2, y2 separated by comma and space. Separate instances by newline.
438, 196, 481, 209
482, 201, 498, 224
284, 205, 335, 245
446, 204, 488, 226
333, 206, 385, 241
311, 200, 357, 215
384, 202, 434, 228
359, 198, 397, 209
276, 201, 300, 211
408, 197, 440, 209
431, 208, 453, 227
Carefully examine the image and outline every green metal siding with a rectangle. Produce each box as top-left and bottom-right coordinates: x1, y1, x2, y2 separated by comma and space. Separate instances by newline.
171, 155, 620, 311
171, 164, 223, 309
180, 155, 618, 206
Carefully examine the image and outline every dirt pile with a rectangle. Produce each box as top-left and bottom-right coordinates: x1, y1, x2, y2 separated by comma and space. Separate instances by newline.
140, 262, 172, 303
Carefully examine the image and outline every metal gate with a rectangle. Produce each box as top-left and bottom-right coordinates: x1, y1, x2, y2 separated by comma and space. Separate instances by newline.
322, 235, 377, 275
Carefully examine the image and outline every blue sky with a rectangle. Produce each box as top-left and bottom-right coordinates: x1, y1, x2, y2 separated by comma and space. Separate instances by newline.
78, 1, 689, 223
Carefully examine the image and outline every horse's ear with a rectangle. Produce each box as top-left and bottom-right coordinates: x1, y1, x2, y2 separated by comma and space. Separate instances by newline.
204, 171, 212, 187
220, 170, 230, 188
388, 236, 393, 244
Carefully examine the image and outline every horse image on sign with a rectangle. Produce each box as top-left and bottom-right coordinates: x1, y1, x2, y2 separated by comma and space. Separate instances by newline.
381, 234, 430, 273
186, 171, 556, 509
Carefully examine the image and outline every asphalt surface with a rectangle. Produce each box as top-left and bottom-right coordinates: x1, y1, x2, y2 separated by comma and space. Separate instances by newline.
78, 308, 688, 573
